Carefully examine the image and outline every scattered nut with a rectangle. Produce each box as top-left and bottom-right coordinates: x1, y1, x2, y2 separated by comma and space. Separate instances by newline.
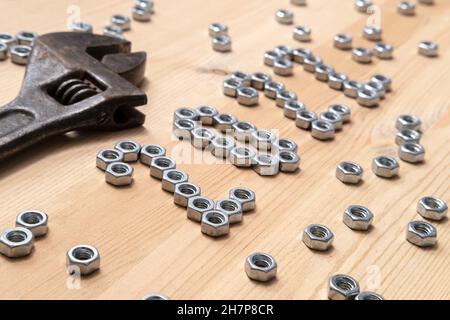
396, 114, 421, 131
245, 252, 277, 282
355, 292, 385, 300
66, 244, 100, 275
303, 224, 334, 251
212, 35, 231, 52
208, 23, 228, 37
417, 197, 448, 221
293, 26, 311, 42
334, 34, 352, 50
328, 274, 360, 300
352, 47, 373, 64
398, 142, 425, 163
395, 129, 421, 145
275, 9, 294, 25
418, 41, 438, 57
406, 221, 437, 247
0, 227, 34, 258
372, 156, 399, 178
343, 205, 374, 231
16, 210, 48, 237
336, 161, 364, 184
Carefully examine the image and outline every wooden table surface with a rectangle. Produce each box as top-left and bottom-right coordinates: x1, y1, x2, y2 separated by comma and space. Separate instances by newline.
0, 0, 449, 300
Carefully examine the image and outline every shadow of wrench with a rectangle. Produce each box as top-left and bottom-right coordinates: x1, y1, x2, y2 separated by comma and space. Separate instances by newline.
0, 32, 148, 161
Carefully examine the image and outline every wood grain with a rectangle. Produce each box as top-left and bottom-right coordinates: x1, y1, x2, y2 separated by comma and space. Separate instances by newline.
0, 0, 449, 300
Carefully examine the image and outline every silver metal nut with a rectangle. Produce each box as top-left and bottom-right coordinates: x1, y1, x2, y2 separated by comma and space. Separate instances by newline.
334, 34, 353, 50
328, 104, 351, 122
276, 90, 297, 108
311, 120, 335, 140
111, 14, 131, 31
173, 107, 199, 121
417, 196, 448, 221
355, 292, 384, 300
132, 5, 151, 22
201, 210, 229, 237
229, 187, 256, 212
140, 144, 166, 166
70, 21, 94, 33
103, 25, 123, 39
66, 244, 100, 276
174, 183, 201, 207
214, 113, 237, 133
395, 129, 420, 145
278, 151, 300, 172
0, 43, 9, 60
303, 55, 323, 72
303, 224, 334, 251
230, 71, 252, 87
418, 41, 438, 57
252, 154, 280, 176
229, 147, 255, 168
251, 73, 272, 90
319, 111, 343, 130
328, 274, 360, 300
343, 80, 363, 98
162, 169, 188, 193
245, 252, 277, 282
365, 81, 386, 99
105, 162, 133, 186
208, 23, 228, 37
10, 45, 32, 65
275, 9, 294, 25
0, 227, 34, 258
191, 127, 215, 150
173, 118, 198, 140
363, 26, 382, 41
336, 161, 364, 184
216, 198, 243, 223
296, 110, 317, 130
398, 1, 416, 16
187, 196, 215, 222
357, 88, 380, 108
212, 35, 231, 52
293, 26, 311, 42
406, 221, 437, 247
315, 64, 335, 82
96, 148, 124, 170
284, 100, 305, 119
292, 47, 312, 64
150, 156, 176, 179
17, 31, 38, 46
264, 50, 282, 67
354, 0, 373, 13
16, 210, 48, 237
372, 156, 399, 178
264, 81, 285, 99
0, 33, 17, 48
250, 130, 277, 151
352, 47, 373, 64
374, 43, 394, 59
237, 87, 259, 106
196, 105, 218, 126
115, 140, 141, 162
274, 59, 294, 77
136, 0, 154, 13
273, 138, 298, 153
233, 121, 257, 142
223, 78, 242, 97
211, 137, 234, 158
343, 205, 374, 231
396, 114, 421, 131
371, 74, 392, 92
274, 45, 292, 59
398, 142, 425, 163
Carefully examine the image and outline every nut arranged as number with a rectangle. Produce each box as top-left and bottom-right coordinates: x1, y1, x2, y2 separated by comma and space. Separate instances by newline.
223, 79, 242, 97
292, 47, 312, 64
336, 161, 363, 184
174, 107, 198, 121
264, 81, 285, 99
115, 140, 141, 162
187, 196, 215, 222
70, 22, 94, 33
311, 120, 335, 140
150, 156, 176, 179
16, 210, 48, 237
245, 252, 277, 282
132, 5, 151, 22
229, 187, 256, 212
354, 0, 373, 13
357, 88, 380, 108
111, 14, 131, 31
334, 34, 352, 50
174, 183, 201, 207
162, 169, 188, 193
315, 64, 335, 82
274, 59, 294, 77
276, 90, 297, 108
328, 274, 360, 300
237, 87, 259, 106
296, 110, 317, 129
395, 129, 420, 145
211, 137, 234, 158
371, 74, 392, 92
293, 26, 311, 42
201, 210, 230, 237
66, 244, 100, 275
303, 55, 323, 73
363, 25, 382, 41
275, 9, 294, 25
196, 105, 218, 126
284, 100, 305, 119
251, 73, 272, 90
0, 33, 17, 48
230, 147, 255, 168
365, 81, 386, 99
273, 138, 298, 153
343, 80, 363, 98
343, 205, 374, 231
191, 128, 215, 150
253, 154, 280, 176
212, 35, 231, 52
233, 121, 257, 142
319, 111, 343, 130
418, 41, 438, 57
214, 113, 237, 133
173, 118, 198, 140
303, 224, 334, 251
398, 142, 425, 163
230, 71, 252, 87
96, 148, 124, 171
372, 156, 399, 178
251, 130, 276, 151
417, 197, 448, 221
278, 151, 300, 172
328, 73, 349, 90
216, 198, 243, 223
208, 23, 228, 37
0, 43, 8, 60
140, 144, 166, 166
406, 221, 437, 247
0, 227, 34, 258
17, 31, 38, 46
374, 43, 394, 59
352, 47, 373, 64
328, 104, 351, 122
398, 1, 416, 16
105, 162, 134, 186
396, 114, 421, 131
10, 45, 32, 65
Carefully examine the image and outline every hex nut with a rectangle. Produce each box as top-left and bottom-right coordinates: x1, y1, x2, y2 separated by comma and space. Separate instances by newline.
251, 73, 272, 90
233, 121, 257, 142
229, 147, 255, 168
214, 113, 237, 133
191, 128, 215, 150
296, 110, 317, 130
292, 47, 312, 64
365, 81, 386, 99
223, 78, 242, 97
355, 292, 385, 300
208, 23, 228, 37
352, 47, 373, 64
212, 35, 231, 52
343, 80, 363, 98
343, 205, 374, 231
237, 87, 259, 106
0, 33, 17, 48
105, 162, 134, 186
0, 227, 34, 258
278, 151, 300, 172
264, 50, 282, 67
274, 45, 292, 59
328, 274, 360, 300
336, 161, 364, 184
253, 154, 280, 176
66, 244, 100, 276
303, 224, 334, 251
284, 100, 305, 119
96, 148, 124, 171
264, 81, 285, 99
328, 104, 351, 122
363, 25, 382, 41
396, 114, 421, 131
216, 198, 243, 223
354, 0, 373, 13
245, 252, 277, 282
16, 210, 48, 237
303, 55, 323, 73
115, 140, 141, 162
103, 25, 123, 39
372, 156, 399, 178
311, 120, 335, 140
315, 64, 335, 82
140, 144, 166, 166
371, 74, 392, 92
0, 43, 8, 60
398, 1, 416, 16
111, 14, 131, 31
70, 22, 94, 33
173, 107, 198, 121
230, 71, 252, 87
273, 138, 298, 153
374, 43, 394, 59
276, 90, 297, 108
229, 187, 256, 212
211, 137, 234, 158
418, 41, 438, 57
132, 5, 151, 22
398, 142, 425, 163
319, 111, 343, 130
150, 156, 176, 179
196, 105, 218, 126
142, 293, 170, 300
293, 26, 311, 42
250, 130, 276, 151
173, 118, 198, 140
187, 196, 215, 222
274, 59, 294, 77
334, 34, 353, 50
357, 88, 380, 108
275, 9, 294, 25
10, 45, 32, 65
17, 31, 38, 46
417, 197, 448, 221
406, 221, 437, 247
201, 210, 230, 237
162, 169, 188, 193
174, 183, 201, 207
291, 0, 307, 5
395, 129, 420, 145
